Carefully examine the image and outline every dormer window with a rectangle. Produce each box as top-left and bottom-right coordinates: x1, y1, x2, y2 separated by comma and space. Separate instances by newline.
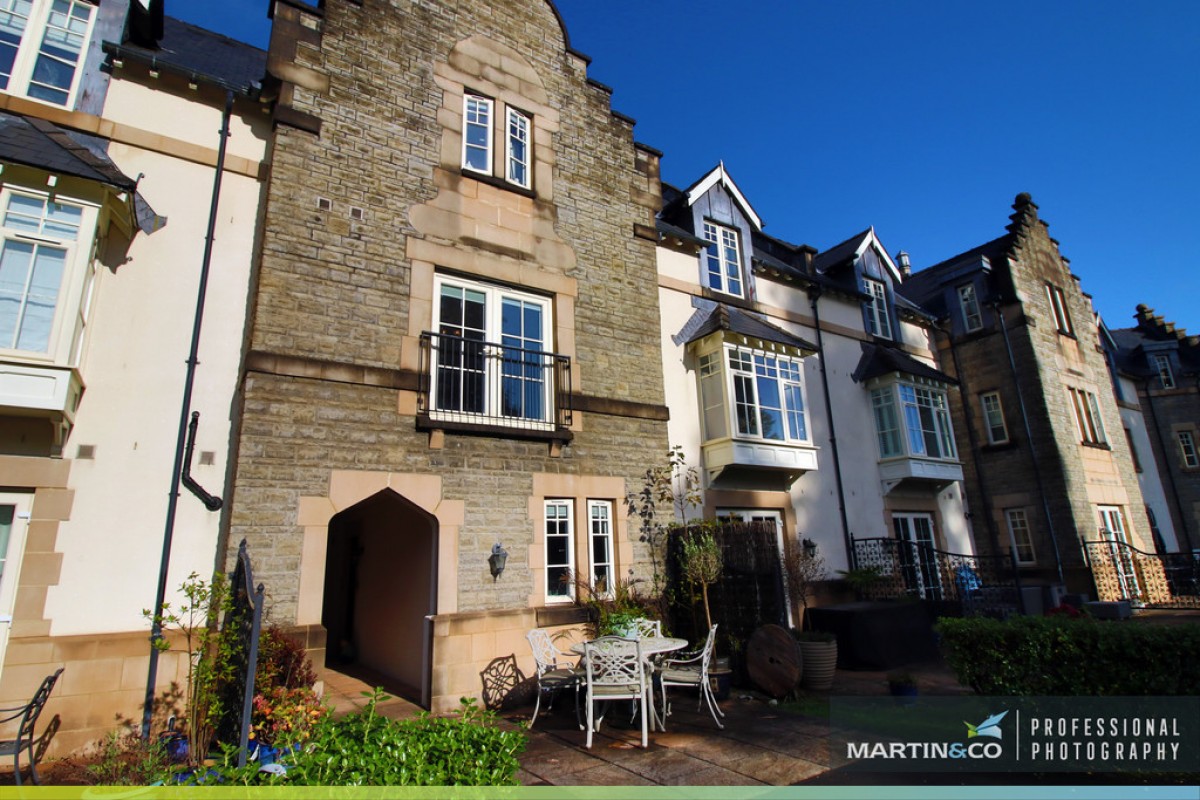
0, 0, 96, 108
863, 278, 892, 340
462, 93, 534, 191
701, 221, 743, 297
1152, 354, 1175, 389
957, 283, 983, 332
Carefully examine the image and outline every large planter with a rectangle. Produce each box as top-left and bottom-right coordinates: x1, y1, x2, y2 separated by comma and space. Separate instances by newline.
797, 639, 838, 691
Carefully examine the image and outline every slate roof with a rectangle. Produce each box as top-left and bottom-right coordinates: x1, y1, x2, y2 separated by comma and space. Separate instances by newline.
107, 16, 268, 95
812, 229, 872, 274
0, 111, 136, 190
898, 235, 1011, 306
853, 341, 956, 385
685, 304, 817, 352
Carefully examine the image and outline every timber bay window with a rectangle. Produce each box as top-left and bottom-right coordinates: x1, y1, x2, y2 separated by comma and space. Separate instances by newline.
979, 391, 1009, 445
700, 345, 810, 444
871, 382, 957, 460
863, 278, 892, 339
1067, 387, 1106, 445
957, 283, 983, 332
0, 0, 95, 107
462, 92, 533, 190
422, 275, 570, 432
1046, 283, 1074, 336
701, 221, 744, 297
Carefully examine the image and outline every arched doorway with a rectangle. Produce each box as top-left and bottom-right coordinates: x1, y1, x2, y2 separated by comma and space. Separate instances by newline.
323, 489, 437, 708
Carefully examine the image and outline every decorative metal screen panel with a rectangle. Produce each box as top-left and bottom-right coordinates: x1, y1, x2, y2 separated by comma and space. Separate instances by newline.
1084, 540, 1200, 609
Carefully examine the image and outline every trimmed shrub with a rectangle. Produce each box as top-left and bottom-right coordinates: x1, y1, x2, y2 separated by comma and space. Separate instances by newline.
936, 616, 1200, 695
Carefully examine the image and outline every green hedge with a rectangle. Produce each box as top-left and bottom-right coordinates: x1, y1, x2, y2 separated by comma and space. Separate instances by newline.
935, 616, 1200, 696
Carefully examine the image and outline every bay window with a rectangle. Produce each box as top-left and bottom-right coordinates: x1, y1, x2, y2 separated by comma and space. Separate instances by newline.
701, 345, 809, 444
871, 381, 957, 460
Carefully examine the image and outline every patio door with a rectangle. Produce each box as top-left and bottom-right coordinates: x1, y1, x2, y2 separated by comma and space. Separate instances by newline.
0, 494, 31, 685
1098, 506, 1140, 601
892, 513, 942, 600
716, 509, 793, 626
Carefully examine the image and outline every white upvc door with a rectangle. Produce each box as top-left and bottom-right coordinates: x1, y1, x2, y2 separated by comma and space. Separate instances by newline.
716, 509, 793, 626
892, 512, 942, 600
0, 493, 32, 684
1098, 506, 1140, 601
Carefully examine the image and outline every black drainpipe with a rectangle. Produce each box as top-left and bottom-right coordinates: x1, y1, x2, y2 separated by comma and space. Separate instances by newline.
994, 300, 1066, 585
807, 285, 853, 563
142, 91, 234, 738
1142, 376, 1195, 552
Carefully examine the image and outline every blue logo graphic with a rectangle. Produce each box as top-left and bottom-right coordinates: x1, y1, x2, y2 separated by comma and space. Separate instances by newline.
965, 710, 1008, 740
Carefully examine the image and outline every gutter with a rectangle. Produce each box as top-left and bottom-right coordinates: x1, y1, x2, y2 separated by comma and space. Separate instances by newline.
102, 42, 262, 99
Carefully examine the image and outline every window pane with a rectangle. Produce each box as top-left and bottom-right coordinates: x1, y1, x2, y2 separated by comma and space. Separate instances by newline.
785, 383, 806, 440
733, 374, 757, 436
463, 95, 491, 172
0, 0, 31, 90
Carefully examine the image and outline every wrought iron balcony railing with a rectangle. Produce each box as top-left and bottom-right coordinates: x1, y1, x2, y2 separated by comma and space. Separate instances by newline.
418, 331, 572, 436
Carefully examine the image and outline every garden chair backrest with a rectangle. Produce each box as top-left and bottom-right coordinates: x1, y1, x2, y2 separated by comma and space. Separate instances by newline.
583, 636, 645, 690
526, 628, 565, 676
6, 667, 63, 749
696, 624, 718, 675
632, 618, 662, 639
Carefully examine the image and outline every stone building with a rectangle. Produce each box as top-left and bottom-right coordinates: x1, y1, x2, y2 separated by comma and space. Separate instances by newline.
0, 1, 269, 753
1107, 306, 1200, 554
656, 164, 973, 618
898, 194, 1151, 599
230, 0, 668, 712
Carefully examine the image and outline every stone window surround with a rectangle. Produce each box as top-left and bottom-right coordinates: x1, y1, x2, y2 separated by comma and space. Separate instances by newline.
978, 390, 1009, 446
527, 473, 630, 610
1067, 386, 1107, 446
1174, 426, 1199, 470
1045, 282, 1075, 337
957, 282, 983, 332
460, 90, 534, 193
1004, 507, 1036, 565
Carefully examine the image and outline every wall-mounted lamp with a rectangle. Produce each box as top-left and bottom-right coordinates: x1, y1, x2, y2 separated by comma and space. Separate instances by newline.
488, 542, 508, 582
802, 537, 818, 559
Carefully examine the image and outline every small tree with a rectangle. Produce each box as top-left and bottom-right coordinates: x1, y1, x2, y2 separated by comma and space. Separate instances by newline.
626, 446, 702, 617
783, 539, 827, 630
680, 529, 722, 631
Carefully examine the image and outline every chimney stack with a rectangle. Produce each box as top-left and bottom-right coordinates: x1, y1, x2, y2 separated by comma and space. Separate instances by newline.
897, 251, 911, 280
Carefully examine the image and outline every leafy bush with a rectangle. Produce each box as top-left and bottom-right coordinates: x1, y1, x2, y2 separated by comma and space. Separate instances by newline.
251, 685, 329, 747
256, 626, 318, 691
216, 691, 526, 786
936, 616, 1200, 695
86, 729, 173, 785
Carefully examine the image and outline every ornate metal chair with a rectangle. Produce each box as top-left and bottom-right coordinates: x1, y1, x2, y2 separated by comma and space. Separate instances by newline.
632, 618, 662, 639
582, 635, 649, 748
525, 628, 581, 727
0, 667, 64, 785
659, 624, 724, 729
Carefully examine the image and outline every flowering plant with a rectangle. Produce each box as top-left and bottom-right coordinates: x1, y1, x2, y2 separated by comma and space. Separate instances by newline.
250, 686, 328, 747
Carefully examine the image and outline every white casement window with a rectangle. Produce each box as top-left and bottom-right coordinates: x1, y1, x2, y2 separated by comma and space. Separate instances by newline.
704, 345, 809, 444
544, 500, 573, 602
957, 283, 983, 332
0, 0, 95, 107
870, 382, 957, 460
1046, 283, 1074, 336
701, 221, 743, 297
462, 93, 493, 174
1067, 387, 1106, 445
587, 500, 614, 599
1153, 354, 1175, 389
1004, 508, 1036, 564
979, 391, 1009, 445
0, 191, 85, 355
1178, 430, 1199, 469
505, 107, 530, 189
863, 278, 892, 340
431, 275, 553, 427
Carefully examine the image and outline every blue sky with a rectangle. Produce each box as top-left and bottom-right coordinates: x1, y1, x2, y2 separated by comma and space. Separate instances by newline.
174, 0, 1200, 335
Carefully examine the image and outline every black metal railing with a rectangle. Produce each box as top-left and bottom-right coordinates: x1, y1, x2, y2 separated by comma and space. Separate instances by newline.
850, 534, 1020, 616
418, 332, 572, 433
1083, 539, 1200, 609
220, 539, 265, 768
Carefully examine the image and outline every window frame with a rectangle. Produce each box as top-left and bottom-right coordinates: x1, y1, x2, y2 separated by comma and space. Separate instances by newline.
957, 283, 983, 332
429, 273, 554, 428
1067, 387, 1107, 445
1152, 354, 1175, 390
587, 499, 614, 600
544, 499, 574, 603
1004, 508, 1036, 565
504, 106, 531, 189
1045, 283, 1075, 336
701, 220, 744, 298
461, 92, 494, 176
979, 391, 1009, 445
870, 381, 958, 461
0, 0, 97, 108
1178, 430, 1199, 469
863, 278, 892, 340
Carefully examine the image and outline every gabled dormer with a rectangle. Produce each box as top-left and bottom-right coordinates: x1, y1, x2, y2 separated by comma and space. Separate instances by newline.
813, 227, 904, 341
661, 163, 763, 301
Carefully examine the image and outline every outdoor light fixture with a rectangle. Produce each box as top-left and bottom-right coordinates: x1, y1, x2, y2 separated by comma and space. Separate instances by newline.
488, 542, 508, 581
802, 537, 818, 559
